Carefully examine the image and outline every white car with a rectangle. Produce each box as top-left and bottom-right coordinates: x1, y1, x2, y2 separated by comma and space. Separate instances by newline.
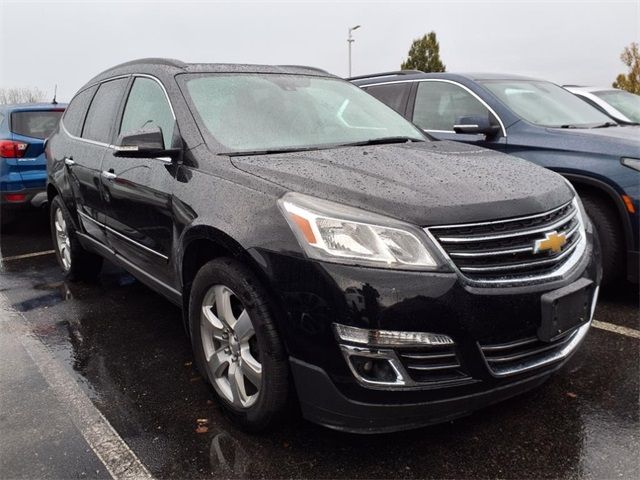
564, 86, 640, 125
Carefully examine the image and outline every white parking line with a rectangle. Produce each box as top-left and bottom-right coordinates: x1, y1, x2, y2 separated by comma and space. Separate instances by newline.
592, 319, 640, 340
0, 292, 154, 480
1, 250, 56, 262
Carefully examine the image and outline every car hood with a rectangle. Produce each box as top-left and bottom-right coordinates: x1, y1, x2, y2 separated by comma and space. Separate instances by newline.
230, 141, 573, 226
543, 125, 640, 157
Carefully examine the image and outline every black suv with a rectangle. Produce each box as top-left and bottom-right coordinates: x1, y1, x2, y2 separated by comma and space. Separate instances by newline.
46, 59, 600, 433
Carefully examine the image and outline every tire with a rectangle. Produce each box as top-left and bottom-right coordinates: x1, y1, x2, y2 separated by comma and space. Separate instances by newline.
189, 257, 289, 431
50, 195, 103, 281
579, 192, 624, 286
1, 209, 16, 230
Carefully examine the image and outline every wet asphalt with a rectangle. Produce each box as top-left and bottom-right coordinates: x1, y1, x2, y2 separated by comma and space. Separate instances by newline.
0, 211, 638, 479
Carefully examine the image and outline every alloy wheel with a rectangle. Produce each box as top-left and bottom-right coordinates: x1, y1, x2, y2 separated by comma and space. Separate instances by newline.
54, 207, 71, 271
200, 285, 262, 409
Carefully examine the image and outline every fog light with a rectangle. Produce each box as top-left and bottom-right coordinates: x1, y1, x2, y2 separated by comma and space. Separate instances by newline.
350, 355, 398, 383
339, 345, 406, 387
333, 323, 454, 347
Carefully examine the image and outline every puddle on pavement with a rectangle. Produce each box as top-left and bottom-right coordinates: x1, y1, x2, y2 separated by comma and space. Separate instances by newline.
12, 282, 72, 312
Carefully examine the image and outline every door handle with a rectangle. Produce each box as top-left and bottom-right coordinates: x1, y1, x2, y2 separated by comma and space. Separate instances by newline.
64, 157, 75, 166
101, 170, 117, 180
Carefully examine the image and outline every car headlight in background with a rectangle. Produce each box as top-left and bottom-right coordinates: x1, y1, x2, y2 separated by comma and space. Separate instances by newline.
621, 157, 640, 172
278, 192, 442, 270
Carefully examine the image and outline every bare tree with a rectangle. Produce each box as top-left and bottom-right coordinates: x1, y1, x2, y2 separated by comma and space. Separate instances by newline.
0, 87, 47, 104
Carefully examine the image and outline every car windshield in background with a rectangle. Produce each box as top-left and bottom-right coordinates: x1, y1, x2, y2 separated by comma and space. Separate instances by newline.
183, 74, 425, 154
10, 110, 64, 139
481, 80, 612, 128
593, 89, 640, 123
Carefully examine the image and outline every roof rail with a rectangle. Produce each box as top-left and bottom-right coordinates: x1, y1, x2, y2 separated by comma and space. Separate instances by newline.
108, 58, 188, 70
277, 65, 331, 75
347, 70, 423, 81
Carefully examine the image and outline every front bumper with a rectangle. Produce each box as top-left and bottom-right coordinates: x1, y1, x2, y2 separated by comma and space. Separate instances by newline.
290, 354, 566, 433
250, 222, 601, 433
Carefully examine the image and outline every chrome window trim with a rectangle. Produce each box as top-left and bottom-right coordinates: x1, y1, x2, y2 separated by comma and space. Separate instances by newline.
61, 73, 176, 148
78, 211, 169, 261
359, 78, 507, 137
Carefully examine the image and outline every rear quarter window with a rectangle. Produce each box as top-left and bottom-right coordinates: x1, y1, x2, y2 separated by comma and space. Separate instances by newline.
10, 110, 64, 139
363, 83, 411, 114
62, 85, 98, 137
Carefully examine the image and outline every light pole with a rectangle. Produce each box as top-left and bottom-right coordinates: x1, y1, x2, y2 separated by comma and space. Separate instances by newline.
347, 25, 361, 77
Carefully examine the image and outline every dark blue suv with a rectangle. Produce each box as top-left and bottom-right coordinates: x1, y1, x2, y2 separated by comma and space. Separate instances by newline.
0, 103, 65, 226
351, 72, 639, 285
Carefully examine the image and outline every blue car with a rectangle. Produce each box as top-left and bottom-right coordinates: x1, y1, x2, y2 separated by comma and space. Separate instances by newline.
0, 103, 65, 225
351, 72, 639, 285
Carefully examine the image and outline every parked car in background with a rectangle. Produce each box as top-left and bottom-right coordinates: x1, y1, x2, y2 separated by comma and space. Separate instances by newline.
351, 72, 639, 285
564, 86, 640, 125
46, 58, 600, 434
0, 102, 66, 226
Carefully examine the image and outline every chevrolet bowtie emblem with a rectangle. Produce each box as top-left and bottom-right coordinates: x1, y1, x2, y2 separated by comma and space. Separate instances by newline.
534, 231, 567, 254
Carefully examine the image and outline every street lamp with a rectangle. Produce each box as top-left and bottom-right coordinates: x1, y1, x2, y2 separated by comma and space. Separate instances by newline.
347, 25, 361, 78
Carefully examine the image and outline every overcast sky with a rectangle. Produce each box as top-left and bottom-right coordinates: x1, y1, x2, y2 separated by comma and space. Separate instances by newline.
1, 0, 638, 101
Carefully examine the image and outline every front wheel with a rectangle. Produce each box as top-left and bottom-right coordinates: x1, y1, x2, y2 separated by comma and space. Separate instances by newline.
50, 195, 103, 281
579, 192, 625, 286
189, 257, 289, 431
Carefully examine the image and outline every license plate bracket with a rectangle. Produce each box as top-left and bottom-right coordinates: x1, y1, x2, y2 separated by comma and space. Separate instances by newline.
539, 278, 593, 342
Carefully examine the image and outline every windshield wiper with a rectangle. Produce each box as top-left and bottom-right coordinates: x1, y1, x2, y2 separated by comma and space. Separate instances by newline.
559, 124, 579, 129
220, 145, 331, 156
339, 136, 425, 147
592, 122, 619, 128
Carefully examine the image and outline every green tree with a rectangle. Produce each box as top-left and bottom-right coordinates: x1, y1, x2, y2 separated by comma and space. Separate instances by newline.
613, 42, 640, 94
400, 32, 446, 72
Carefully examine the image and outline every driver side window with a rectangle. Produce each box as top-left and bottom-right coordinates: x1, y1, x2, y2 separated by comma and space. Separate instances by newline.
120, 77, 174, 149
413, 81, 490, 131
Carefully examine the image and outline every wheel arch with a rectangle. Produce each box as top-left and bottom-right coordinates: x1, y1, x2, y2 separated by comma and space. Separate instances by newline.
178, 225, 290, 349
564, 173, 633, 251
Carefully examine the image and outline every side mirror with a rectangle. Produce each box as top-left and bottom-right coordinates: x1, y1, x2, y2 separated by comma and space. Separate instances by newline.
453, 115, 500, 136
114, 126, 180, 158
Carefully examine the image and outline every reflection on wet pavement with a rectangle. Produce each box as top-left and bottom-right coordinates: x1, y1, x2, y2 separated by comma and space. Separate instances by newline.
1, 215, 638, 479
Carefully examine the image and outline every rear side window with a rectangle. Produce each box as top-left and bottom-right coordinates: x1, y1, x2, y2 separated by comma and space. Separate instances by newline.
119, 77, 174, 148
363, 84, 411, 115
63, 86, 97, 136
10, 110, 64, 139
413, 81, 490, 131
82, 78, 128, 143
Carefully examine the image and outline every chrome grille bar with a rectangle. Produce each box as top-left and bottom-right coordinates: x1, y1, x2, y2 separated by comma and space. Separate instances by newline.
426, 198, 587, 286
436, 208, 577, 243
448, 221, 581, 258
459, 239, 580, 273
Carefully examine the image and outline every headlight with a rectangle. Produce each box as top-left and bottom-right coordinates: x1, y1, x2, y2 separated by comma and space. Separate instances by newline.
621, 157, 640, 172
278, 192, 441, 270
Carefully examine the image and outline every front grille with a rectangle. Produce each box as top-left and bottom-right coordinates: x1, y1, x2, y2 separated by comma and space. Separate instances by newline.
428, 199, 585, 285
480, 327, 580, 376
397, 345, 473, 385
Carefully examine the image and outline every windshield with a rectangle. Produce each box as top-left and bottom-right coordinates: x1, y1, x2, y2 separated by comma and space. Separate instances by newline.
183, 74, 425, 153
593, 89, 640, 123
480, 80, 612, 128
